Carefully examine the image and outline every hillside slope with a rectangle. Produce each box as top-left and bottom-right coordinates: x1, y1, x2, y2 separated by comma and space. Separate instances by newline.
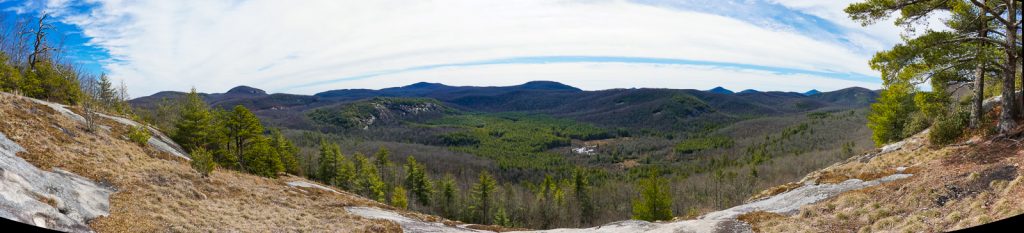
129, 82, 878, 133
741, 128, 1023, 232
0, 93, 428, 232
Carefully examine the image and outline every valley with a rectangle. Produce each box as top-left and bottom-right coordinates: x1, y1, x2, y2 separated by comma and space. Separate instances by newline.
130, 82, 879, 228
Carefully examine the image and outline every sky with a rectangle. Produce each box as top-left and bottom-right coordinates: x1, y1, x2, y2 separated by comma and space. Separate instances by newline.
0, 0, 941, 97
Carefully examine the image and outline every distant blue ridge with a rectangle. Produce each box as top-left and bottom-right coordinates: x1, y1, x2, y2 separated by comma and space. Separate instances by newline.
284, 56, 878, 91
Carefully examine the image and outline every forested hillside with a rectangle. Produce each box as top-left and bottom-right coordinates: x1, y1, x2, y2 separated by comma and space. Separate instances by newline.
129, 82, 879, 228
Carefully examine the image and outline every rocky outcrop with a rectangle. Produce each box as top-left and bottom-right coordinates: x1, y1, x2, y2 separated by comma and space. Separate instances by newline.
0, 132, 113, 233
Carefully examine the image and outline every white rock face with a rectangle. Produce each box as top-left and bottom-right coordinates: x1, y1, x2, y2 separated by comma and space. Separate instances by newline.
0, 132, 114, 233
346, 207, 486, 233
96, 114, 190, 161
700, 174, 912, 220
24, 97, 86, 123
287, 181, 339, 194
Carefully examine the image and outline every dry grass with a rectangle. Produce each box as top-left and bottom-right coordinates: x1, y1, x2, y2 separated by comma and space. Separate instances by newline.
736, 211, 784, 232
746, 182, 802, 202
744, 126, 1024, 232
0, 94, 413, 232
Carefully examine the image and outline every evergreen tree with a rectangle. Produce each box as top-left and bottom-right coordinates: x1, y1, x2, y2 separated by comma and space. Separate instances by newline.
0, 53, 20, 92
317, 140, 339, 183
269, 129, 300, 175
632, 169, 673, 222
438, 174, 458, 217
372, 147, 395, 201
243, 137, 283, 177
392, 186, 409, 209
225, 105, 264, 170
335, 150, 357, 191
867, 83, 916, 145
354, 153, 386, 202
172, 88, 213, 151
208, 108, 235, 167
404, 156, 432, 206
494, 206, 512, 227
471, 171, 498, 224
847, 0, 1022, 133
572, 168, 594, 226
97, 74, 115, 107
536, 175, 559, 228
190, 147, 216, 178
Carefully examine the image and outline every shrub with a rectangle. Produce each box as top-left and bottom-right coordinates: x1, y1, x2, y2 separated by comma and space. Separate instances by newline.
127, 125, 151, 146
190, 147, 216, 178
929, 110, 969, 146
902, 112, 932, 138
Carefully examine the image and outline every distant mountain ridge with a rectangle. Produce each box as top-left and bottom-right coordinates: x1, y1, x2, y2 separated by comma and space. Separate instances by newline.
130, 81, 878, 132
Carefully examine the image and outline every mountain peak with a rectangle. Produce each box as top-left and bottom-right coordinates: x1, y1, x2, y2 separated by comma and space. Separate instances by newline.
738, 89, 760, 94
803, 89, 822, 96
225, 86, 267, 96
518, 81, 581, 91
708, 86, 734, 94
403, 82, 448, 89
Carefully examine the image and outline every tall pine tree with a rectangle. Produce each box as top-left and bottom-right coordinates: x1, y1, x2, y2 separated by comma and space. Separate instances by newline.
632, 169, 673, 221
172, 88, 213, 151
225, 105, 263, 170
471, 171, 498, 224
404, 156, 433, 206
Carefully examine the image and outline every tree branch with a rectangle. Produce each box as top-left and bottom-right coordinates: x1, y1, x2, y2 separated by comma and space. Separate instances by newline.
970, 0, 1012, 25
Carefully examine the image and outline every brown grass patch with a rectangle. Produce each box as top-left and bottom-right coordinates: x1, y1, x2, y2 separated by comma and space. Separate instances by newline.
737, 211, 784, 232
747, 182, 802, 202
945, 138, 1022, 165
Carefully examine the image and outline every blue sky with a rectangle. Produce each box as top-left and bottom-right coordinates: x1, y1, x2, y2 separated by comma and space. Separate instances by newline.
2, 0, 918, 97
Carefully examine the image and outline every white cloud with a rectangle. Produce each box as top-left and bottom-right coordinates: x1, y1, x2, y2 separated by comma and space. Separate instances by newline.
41, 0, 894, 96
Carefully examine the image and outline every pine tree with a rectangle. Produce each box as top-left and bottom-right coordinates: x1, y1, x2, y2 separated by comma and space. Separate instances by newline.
354, 153, 386, 202
632, 169, 673, 222
190, 147, 216, 178
243, 137, 283, 177
225, 105, 264, 170
208, 108, 235, 167
494, 206, 512, 227
438, 174, 458, 217
269, 129, 300, 175
471, 171, 498, 224
335, 150, 356, 191
317, 140, 338, 183
404, 156, 432, 206
867, 83, 916, 146
0, 52, 21, 92
392, 186, 409, 209
572, 168, 594, 226
537, 175, 559, 228
847, 0, 1022, 133
97, 74, 115, 107
372, 147, 395, 201
172, 88, 213, 151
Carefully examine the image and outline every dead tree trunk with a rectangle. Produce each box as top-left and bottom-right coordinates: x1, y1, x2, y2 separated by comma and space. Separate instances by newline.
27, 14, 50, 70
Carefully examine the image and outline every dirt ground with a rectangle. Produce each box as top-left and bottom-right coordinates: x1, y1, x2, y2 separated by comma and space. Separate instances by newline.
0, 94, 431, 232
740, 126, 1024, 232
